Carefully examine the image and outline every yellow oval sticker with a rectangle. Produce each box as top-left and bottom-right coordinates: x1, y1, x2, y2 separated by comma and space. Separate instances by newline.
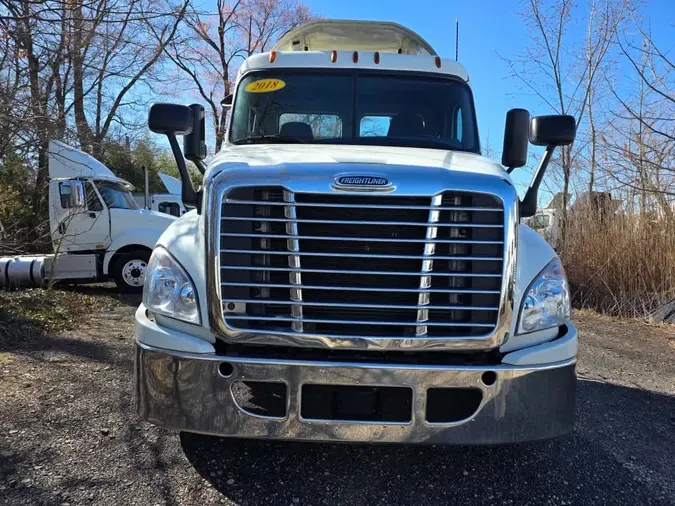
245, 78, 286, 93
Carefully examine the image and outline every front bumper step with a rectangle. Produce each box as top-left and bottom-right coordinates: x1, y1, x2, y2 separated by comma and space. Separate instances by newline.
135, 342, 576, 444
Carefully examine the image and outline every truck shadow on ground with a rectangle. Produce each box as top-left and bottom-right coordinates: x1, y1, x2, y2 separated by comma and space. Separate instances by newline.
180, 379, 675, 505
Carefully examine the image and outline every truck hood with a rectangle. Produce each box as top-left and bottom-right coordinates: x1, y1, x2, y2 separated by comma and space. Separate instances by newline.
211, 144, 509, 180
111, 207, 176, 226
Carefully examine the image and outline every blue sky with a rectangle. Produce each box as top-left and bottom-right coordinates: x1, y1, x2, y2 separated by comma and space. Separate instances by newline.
303, 0, 674, 193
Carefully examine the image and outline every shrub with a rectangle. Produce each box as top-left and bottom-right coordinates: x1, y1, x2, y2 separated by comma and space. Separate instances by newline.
561, 208, 675, 317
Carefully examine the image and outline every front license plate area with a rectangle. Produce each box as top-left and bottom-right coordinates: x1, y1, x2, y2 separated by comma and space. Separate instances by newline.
301, 384, 412, 423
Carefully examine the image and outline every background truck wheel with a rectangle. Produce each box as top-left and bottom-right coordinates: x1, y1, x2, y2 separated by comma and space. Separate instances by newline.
112, 251, 150, 293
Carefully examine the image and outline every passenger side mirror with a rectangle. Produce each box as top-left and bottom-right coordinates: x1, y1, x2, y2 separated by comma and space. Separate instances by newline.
184, 104, 207, 162
501, 108, 530, 171
529, 115, 576, 147
519, 114, 577, 218
70, 180, 85, 208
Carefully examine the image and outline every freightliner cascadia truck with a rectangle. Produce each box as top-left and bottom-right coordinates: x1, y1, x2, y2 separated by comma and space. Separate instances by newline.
135, 20, 577, 444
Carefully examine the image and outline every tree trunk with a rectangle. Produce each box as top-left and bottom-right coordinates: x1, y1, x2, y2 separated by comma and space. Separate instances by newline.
71, 2, 95, 152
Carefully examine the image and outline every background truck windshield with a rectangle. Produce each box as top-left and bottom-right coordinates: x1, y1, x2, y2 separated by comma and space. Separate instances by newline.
95, 181, 139, 210
230, 71, 480, 153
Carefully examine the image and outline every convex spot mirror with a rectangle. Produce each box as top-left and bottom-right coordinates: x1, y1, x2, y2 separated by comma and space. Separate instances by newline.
148, 103, 193, 136
184, 104, 207, 161
530, 115, 576, 147
502, 108, 530, 169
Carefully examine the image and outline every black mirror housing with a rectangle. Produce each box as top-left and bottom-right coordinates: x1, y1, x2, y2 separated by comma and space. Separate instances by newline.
530, 115, 576, 147
184, 104, 207, 161
502, 108, 530, 169
148, 103, 193, 136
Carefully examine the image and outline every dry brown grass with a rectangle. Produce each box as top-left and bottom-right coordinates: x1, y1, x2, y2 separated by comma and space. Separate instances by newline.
561, 209, 675, 317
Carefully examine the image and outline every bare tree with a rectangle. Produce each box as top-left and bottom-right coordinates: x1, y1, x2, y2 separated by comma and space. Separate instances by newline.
165, 0, 311, 152
502, 0, 630, 242
67, 0, 188, 156
601, 22, 675, 218
0, 0, 187, 220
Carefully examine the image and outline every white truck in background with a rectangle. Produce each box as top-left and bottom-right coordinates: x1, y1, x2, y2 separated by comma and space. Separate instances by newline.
526, 208, 560, 250
133, 173, 187, 217
0, 140, 176, 292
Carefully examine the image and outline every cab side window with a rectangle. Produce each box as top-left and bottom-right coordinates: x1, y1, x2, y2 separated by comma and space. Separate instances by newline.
86, 182, 103, 211
59, 182, 73, 208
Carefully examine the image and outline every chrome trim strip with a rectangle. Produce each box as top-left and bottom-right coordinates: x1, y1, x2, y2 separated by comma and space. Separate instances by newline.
284, 190, 303, 333
205, 165, 517, 351
416, 194, 442, 336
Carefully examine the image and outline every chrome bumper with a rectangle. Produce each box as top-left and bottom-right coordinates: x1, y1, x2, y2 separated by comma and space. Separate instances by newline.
135, 342, 576, 445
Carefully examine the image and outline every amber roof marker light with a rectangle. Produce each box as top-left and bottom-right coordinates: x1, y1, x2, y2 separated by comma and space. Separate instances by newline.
435, 56, 442, 68
374, 51, 380, 64
330, 50, 337, 63
352, 51, 359, 63
269, 51, 277, 63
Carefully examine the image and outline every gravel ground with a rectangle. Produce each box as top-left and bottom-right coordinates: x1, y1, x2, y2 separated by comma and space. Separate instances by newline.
1, 290, 674, 506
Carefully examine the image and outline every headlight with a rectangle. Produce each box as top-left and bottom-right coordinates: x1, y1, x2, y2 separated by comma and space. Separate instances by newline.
142, 247, 200, 324
517, 258, 570, 334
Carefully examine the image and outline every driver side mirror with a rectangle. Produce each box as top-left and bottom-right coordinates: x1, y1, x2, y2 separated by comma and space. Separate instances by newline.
148, 103, 193, 135
148, 103, 199, 210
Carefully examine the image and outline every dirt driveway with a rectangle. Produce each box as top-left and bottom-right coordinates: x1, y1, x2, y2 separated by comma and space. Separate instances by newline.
1, 287, 674, 505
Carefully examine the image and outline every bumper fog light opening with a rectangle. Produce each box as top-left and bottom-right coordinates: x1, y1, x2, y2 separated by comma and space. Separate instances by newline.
219, 362, 234, 378
481, 371, 497, 387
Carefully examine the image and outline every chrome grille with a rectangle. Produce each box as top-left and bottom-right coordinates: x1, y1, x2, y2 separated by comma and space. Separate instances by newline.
219, 186, 504, 340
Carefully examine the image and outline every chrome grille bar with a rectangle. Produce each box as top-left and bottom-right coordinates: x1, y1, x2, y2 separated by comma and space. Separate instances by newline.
224, 199, 502, 212
221, 250, 503, 260
284, 190, 303, 333
224, 315, 495, 327
221, 282, 500, 292
222, 216, 503, 227
222, 298, 499, 311
220, 266, 502, 278
221, 233, 503, 244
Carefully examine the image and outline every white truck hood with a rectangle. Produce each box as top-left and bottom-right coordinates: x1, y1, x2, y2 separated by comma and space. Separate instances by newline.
158, 173, 182, 195
48, 140, 134, 188
212, 144, 509, 180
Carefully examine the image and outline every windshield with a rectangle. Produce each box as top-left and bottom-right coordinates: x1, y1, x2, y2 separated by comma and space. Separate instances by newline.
230, 71, 480, 153
95, 181, 139, 210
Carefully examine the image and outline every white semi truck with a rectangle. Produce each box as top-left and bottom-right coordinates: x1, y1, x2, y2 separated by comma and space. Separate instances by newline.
135, 20, 578, 444
0, 141, 176, 292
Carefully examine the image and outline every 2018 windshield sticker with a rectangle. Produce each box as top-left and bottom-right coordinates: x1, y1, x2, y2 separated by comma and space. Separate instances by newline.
245, 79, 286, 93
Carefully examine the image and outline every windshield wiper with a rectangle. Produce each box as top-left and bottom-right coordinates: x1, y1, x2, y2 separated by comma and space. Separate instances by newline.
233, 135, 307, 145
